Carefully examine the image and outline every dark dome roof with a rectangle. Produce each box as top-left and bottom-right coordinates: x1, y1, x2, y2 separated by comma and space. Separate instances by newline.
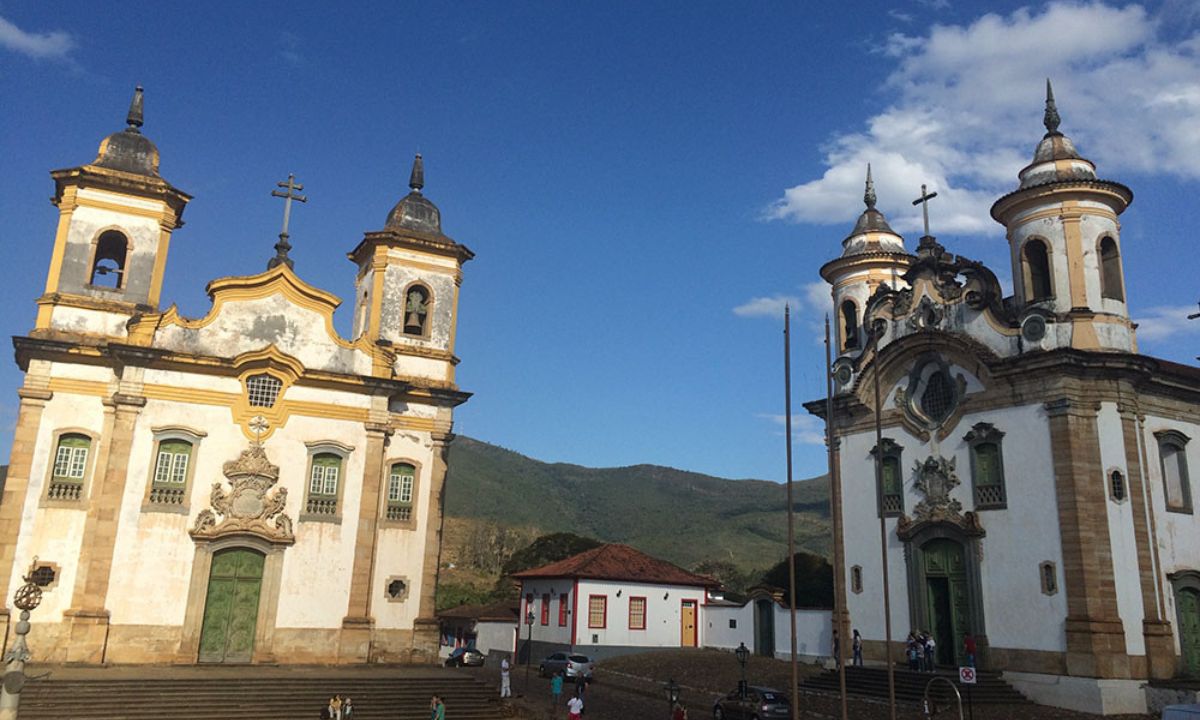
91, 86, 160, 177
385, 154, 442, 234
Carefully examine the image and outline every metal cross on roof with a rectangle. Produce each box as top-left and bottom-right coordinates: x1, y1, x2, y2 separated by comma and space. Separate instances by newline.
912, 184, 939, 238
268, 173, 307, 270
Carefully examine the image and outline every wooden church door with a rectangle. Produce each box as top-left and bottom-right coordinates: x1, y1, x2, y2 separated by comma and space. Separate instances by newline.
1178, 587, 1200, 677
922, 538, 969, 667
198, 548, 265, 663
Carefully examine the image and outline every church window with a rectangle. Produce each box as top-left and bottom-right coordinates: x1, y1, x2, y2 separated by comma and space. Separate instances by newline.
841, 300, 859, 351
305, 453, 342, 517
903, 354, 962, 430
30, 564, 56, 588
385, 576, 409, 602
403, 284, 431, 337
149, 439, 193, 506
89, 230, 128, 289
1022, 239, 1053, 302
541, 593, 551, 625
47, 432, 91, 502
851, 565, 863, 594
1157, 431, 1193, 514
1099, 237, 1124, 301
246, 374, 283, 408
1040, 561, 1058, 596
964, 422, 1007, 510
588, 595, 607, 628
386, 462, 416, 523
920, 371, 955, 424
1109, 470, 1126, 502
871, 438, 904, 517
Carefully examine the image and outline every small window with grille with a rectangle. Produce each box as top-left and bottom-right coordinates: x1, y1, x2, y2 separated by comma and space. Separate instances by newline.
245, 374, 283, 408
47, 433, 90, 502
148, 439, 193, 506
1040, 561, 1058, 595
871, 438, 904, 517
386, 462, 415, 522
851, 565, 863, 594
305, 453, 342, 517
1109, 470, 1126, 502
965, 423, 1007, 510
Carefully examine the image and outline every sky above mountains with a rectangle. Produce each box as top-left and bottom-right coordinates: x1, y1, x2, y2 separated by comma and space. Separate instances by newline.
2, 2, 1198, 482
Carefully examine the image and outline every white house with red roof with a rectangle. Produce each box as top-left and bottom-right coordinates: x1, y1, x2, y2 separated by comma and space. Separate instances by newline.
511, 544, 719, 660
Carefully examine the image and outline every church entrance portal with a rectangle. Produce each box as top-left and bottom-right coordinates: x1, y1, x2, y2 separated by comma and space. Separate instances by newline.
754, 598, 775, 657
198, 548, 265, 663
920, 538, 970, 667
1177, 587, 1200, 677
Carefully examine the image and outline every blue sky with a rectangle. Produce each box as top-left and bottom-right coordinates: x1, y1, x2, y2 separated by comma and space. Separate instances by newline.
1, 2, 1199, 482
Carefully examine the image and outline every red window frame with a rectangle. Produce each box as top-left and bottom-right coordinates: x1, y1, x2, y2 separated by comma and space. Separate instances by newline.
541, 593, 551, 625
525, 593, 533, 622
559, 593, 569, 626
628, 596, 647, 630
587, 594, 607, 629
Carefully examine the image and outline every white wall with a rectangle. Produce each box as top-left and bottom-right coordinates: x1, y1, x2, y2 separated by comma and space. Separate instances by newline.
517, 578, 574, 647
705, 603, 754, 650
569, 579, 705, 649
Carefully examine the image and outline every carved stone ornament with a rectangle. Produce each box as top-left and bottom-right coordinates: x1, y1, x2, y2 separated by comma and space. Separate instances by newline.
190, 444, 295, 545
895, 454, 985, 540
906, 296, 945, 331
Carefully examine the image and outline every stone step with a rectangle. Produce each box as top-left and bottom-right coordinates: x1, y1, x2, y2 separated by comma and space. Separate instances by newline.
802, 667, 1030, 705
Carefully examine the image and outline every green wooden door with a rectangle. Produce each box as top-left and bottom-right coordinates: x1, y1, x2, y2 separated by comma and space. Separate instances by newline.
1179, 588, 1200, 677
198, 548, 264, 663
922, 539, 968, 667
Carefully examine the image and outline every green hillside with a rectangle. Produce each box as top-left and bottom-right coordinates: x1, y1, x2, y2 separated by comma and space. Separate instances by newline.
445, 436, 830, 574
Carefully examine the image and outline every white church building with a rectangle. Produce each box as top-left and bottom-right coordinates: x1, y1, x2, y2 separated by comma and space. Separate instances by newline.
0, 88, 472, 665
806, 83, 1200, 714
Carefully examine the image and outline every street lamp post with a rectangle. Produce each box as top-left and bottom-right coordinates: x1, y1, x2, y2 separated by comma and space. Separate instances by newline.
524, 611, 535, 691
0, 558, 44, 720
735, 642, 749, 699
665, 678, 680, 718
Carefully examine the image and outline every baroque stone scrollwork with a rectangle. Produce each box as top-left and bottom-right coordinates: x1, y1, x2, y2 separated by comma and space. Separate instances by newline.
190, 444, 295, 545
897, 454, 985, 541
906, 296, 945, 331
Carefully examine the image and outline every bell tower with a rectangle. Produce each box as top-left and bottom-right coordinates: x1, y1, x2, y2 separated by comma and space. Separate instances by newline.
820, 166, 914, 356
36, 87, 191, 338
990, 81, 1134, 352
348, 155, 474, 381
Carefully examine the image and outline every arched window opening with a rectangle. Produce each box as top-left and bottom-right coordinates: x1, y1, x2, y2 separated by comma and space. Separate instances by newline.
871, 438, 904, 517
1110, 470, 1126, 502
841, 300, 859, 351
306, 452, 342, 516
1158, 432, 1193, 513
1023, 240, 1052, 302
1100, 237, 1124, 301
403, 285, 431, 336
90, 230, 128, 289
387, 462, 416, 522
48, 432, 91, 502
965, 422, 1007, 510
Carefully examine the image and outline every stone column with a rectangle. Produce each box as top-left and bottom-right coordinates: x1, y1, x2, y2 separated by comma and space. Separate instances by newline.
1046, 397, 1129, 679
1118, 406, 1175, 678
411, 431, 452, 662
0, 387, 53, 651
338, 423, 390, 663
63, 393, 144, 663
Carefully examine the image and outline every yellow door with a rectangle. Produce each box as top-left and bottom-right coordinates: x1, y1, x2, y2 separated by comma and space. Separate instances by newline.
681, 601, 697, 647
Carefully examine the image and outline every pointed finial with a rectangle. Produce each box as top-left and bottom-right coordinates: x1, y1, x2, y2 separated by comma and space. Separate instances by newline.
126, 86, 144, 131
864, 163, 877, 210
409, 153, 424, 192
1044, 78, 1061, 134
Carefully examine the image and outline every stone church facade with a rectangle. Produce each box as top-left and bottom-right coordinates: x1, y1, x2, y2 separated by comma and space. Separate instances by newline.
808, 85, 1200, 714
0, 89, 472, 664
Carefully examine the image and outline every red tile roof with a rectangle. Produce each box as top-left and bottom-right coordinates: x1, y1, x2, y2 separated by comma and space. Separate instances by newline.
511, 544, 717, 587
437, 602, 519, 622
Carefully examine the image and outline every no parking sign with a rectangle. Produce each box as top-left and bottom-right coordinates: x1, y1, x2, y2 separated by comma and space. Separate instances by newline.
958, 666, 977, 684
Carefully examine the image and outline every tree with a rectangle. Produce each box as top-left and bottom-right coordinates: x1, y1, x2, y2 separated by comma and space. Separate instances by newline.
759, 551, 834, 608
495, 532, 603, 598
692, 559, 752, 594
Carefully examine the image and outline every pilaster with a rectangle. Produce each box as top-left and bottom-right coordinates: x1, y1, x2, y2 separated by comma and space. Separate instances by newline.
339, 422, 391, 663
411, 431, 452, 662
1045, 397, 1129, 679
0, 387, 53, 606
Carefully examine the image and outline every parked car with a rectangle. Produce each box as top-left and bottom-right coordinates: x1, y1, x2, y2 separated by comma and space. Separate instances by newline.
444, 647, 486, 667
538, 652, 595, 679
712, 686, 790, 720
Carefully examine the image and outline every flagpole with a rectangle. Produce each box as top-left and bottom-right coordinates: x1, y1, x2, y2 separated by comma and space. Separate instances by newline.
872, 325, 897, 720
825, 316, 849, 720
784, 306, 799, 720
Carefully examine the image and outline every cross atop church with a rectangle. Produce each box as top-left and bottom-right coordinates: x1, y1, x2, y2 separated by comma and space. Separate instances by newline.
911, 184, 938, 239
268, 173, 307, 270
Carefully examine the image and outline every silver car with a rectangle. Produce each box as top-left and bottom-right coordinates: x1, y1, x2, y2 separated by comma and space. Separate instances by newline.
538, 652, 595, 679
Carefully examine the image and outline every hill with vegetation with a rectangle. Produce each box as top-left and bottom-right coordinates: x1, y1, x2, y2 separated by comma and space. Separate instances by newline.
444, 436, 830, 575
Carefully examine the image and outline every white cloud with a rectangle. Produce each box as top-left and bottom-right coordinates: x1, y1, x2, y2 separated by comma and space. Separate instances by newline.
770, 3, 1200, 236
732, 294, 802, 318
760, 413, 827, 446
0, 16, 73, 60
1134, 305, 1200, 342
888, 9, 915, 23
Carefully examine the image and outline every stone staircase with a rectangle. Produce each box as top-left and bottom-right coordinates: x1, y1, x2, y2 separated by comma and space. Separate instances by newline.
802, 666, 1030, 706
16, 666, 506, 720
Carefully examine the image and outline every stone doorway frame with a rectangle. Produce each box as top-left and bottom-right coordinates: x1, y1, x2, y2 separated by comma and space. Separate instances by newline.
1168, 570, 1200, 677
178, 534, 286, 663
901, 520, 988, 668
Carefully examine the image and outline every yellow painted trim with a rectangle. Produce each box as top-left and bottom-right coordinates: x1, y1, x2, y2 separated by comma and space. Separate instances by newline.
43, 187, 79, 296
73, 195, 167, 221
1061, 216, 1088, 308
147, 224, 174, 309
47, 377, 111, 397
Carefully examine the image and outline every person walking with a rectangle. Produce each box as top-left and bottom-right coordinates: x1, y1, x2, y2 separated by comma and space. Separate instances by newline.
430, 694, 445, 720
500, 657, 512, 698
341, 697, 354, 720
852, 629, 863, 667
924, 633, 936, 672
905, 633, 920, 671
551, 671, 564, 710
566, 693, 584, 720
964, 633, 977, 668
574, 670, 587, 698
328, 695, 342, 720
671, 702, 687, 720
